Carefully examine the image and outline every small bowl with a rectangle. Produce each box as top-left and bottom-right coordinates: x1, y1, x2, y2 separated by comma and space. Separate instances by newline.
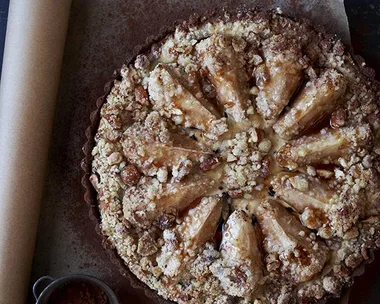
33, 274, 119, 304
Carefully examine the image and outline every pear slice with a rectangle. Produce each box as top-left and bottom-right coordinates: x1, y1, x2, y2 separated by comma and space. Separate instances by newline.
148, 64, 227, 139
272, 173, 334, 230
210, 210, 263, 297
276, 125, 372, 169
256, 199, 328, 283
256, 35, 303, 121
157, 196, 222, 277
123, 174, 213, 228
272, 173, 333, 213
123, 112, 212, 174
274, 69, 347, 139
196, 35, 249, 122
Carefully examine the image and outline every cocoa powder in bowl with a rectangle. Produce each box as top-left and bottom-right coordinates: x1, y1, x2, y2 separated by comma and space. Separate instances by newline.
47, 280, 109, 304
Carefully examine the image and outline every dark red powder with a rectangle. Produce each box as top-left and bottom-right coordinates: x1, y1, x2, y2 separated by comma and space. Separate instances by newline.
47, 280, 109, 304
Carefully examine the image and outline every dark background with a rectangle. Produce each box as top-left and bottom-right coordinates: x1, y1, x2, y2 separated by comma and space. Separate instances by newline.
0, 1, 379, 304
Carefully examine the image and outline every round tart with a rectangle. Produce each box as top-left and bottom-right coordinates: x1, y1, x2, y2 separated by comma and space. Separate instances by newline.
90, 9, 380, 304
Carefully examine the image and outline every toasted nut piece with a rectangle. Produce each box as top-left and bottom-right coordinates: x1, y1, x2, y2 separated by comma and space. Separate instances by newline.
199, 155, 221, 171
196, 35, 249, 122
137, 232, 159, 256
276, 125, 372, 169
148, 64, 226, 139
210, 210, 262, 297
330, 108, 347, 129
123, 112, 211, 174
123, 174, 214, 228
256, 35, 303, 121
274, 69, 347, 139
157, 196, 222, 277
256, 199, 328, 282
120, 164, 141, 185
134, 85, 150, 105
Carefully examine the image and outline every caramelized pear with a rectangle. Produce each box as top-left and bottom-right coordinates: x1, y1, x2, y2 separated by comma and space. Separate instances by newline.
196, 35, 249, 122
276, 125, 372, 169
256, 35, 303, 121
123, 174, 213, 228
256, 199, 328, 283
274, 69, 347, 139
211, 210, 263, 297
123, 112, 211, 174
157, 196, 222, 277
148, 64, 227, 139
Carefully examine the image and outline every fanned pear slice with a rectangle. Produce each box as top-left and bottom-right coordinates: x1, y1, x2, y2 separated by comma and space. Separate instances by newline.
196, 35, 249, 122
276, 125, 372, 169
272, 173, 333, 213
211, 210, 263, 297
274, 69, 347, 139
123, 174, 214, 228
272, 173, 335, 230
256, 199, 328, 283
148, 64, 227, 139
157, 196, 222, 277
256, 35, 303, 121
123, 111, 212, 174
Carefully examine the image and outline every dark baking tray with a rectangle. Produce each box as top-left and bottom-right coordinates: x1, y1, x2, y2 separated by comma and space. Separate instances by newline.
27, 1, 380, 303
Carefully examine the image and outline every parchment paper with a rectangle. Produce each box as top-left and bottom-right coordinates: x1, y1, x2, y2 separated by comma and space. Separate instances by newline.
0, 0, 350, 304
0, 0, 71, 303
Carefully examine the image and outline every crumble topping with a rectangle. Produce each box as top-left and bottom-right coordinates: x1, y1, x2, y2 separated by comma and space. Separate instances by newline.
91, 9, 380, 304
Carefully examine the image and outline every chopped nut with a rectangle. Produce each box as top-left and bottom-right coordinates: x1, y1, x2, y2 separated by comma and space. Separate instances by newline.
172, 159, 193, 182
330, 108, 346, 128
108, 152, 123, 165
134, 54, 150, 69
249, 86, 259, 95
120, 164, 141, 185
342, 227, 359, 240
199, 156, 221, 171
258, 138, 272, 153
157, 214, 176, 230
229, 189, 244, 198
134, 85, 150, 105
106, 129, 122, 143
138, 232, 159, 256
306, 166, 317, 177
157, 167, 168, 183
345, 253, 363, 268
289, 175, 309, 191
89, 174, 100, 191
316, 169, 334, 179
